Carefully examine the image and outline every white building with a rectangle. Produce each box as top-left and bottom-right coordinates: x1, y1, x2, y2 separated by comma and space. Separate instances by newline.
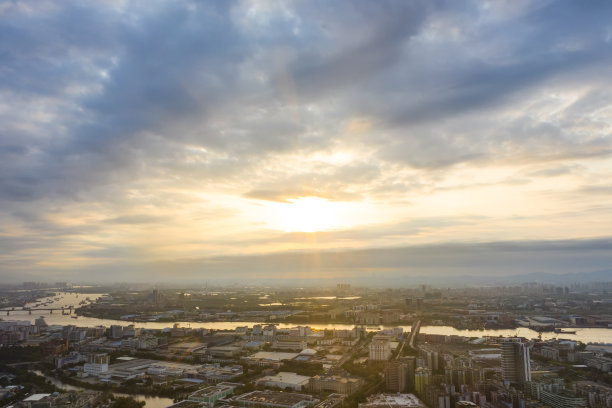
256, 372, 311, 391
83, 362, 108, 376
263, 325, 277, 341
83, 353, 110, 376
369, 338, 391, 361
290, 326, 312, 338
358, 393, 425, 408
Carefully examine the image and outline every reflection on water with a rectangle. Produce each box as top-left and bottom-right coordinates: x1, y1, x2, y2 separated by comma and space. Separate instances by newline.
8, 293, 612, 344
295, 296, 362, 300
31, 370, 173, 408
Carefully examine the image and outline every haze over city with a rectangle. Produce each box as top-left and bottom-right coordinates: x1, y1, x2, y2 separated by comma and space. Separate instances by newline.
2, 0, 612, 283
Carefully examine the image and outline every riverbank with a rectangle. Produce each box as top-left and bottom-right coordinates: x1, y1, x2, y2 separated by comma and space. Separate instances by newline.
5, 292, 612, 344
30, 369, 174, 408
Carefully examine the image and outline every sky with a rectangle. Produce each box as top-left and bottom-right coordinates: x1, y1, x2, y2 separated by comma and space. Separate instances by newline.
1, 0, 612, 284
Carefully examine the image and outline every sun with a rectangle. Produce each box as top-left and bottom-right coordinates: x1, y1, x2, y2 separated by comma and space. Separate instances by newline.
273, 197, 344, 232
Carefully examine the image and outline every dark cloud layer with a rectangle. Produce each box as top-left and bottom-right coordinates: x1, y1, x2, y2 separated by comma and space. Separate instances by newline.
27, 238, 612, 285
1, 1, 608, 197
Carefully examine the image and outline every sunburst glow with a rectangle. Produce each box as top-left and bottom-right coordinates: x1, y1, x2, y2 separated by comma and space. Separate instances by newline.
271, 197, 346, 232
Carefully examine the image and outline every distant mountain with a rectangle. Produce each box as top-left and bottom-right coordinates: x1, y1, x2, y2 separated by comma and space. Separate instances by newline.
345, 268, 612, 287
205, 268, 612, 287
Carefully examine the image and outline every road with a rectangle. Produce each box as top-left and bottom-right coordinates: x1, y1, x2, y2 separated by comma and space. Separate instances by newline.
336, 335, 370, 367
407, 319, 421, 350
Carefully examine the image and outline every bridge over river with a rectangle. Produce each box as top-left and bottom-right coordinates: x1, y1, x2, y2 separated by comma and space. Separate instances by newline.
0, 305, 74, 315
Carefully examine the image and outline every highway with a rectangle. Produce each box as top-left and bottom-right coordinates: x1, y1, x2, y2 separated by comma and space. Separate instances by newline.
407, 319, 421, 350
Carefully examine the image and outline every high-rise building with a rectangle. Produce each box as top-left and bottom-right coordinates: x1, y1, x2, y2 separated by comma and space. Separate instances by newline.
370, 336, 392, 361
445, 367, 477, 389
110, 325, 123, 339
414, 367, 430, 395
385, 357, 416, 392
337, 283, 351, 295
501, 339, 531, 386
385, 360, 408, 392
262, 325, 276, 341
419, 346, 440, 372
404, 356, 416, 391
35, 316, 48, 329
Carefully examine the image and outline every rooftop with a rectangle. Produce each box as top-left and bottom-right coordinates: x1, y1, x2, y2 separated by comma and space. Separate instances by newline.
311, 375, 361, 384
23, 394, 51, 402
190, 383, 237, 398
166, 401, 206, 408
234, 391, 315, 407
359, 393, 425, 408
249, 351, 300, 361
258, 372, 311, 385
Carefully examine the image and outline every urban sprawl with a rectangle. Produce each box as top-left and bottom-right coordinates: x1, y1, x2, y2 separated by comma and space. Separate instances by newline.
1, 282, 612, 408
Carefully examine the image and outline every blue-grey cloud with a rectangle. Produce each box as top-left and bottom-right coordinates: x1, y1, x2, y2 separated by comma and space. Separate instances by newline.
25, 237, 612, 284
2, 0, 611, 198
2, 0, 612, 281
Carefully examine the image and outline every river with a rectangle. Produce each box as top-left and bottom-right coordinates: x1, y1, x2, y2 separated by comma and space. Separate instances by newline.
7, 293, 612, 343
31, 370, 174, 408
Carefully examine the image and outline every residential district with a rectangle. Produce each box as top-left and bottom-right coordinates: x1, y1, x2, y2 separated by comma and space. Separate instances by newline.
0, 283, 612, 408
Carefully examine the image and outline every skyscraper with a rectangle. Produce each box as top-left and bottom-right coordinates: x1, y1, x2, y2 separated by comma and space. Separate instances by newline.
385, 357, 415, 392
501, 338, 531, 386
416, 298, 423, 311
414, 367, 430, 395
369, 337, 392, 361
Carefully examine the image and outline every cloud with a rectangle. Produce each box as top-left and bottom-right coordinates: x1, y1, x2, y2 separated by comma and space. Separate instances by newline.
32, 237, 612, 284
1, 0, 612, 281
3, 0, 612, 196
104, 215, 170, 225
526, 164, 584, 178
242, 161, 381, 202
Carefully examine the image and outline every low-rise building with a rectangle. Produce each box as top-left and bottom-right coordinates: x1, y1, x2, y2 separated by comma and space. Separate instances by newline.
257, 372, 311, 391
167, 341, 208, 357
245, 352, 300, 366
188, 382, 239, 407
209, 346, 242, 358
233, 391, 317, 408
55, 351, 85, 368
273, 338, 307, 351
166, 401, 207, 408
358, 393, 426, 408
83, 353, 110, 376
192, 364, 244, 383
308, 375, 363, 395
137, 335, 159, 350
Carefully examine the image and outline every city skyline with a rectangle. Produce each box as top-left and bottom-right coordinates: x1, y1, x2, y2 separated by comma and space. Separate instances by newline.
2, 1, 612, 282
